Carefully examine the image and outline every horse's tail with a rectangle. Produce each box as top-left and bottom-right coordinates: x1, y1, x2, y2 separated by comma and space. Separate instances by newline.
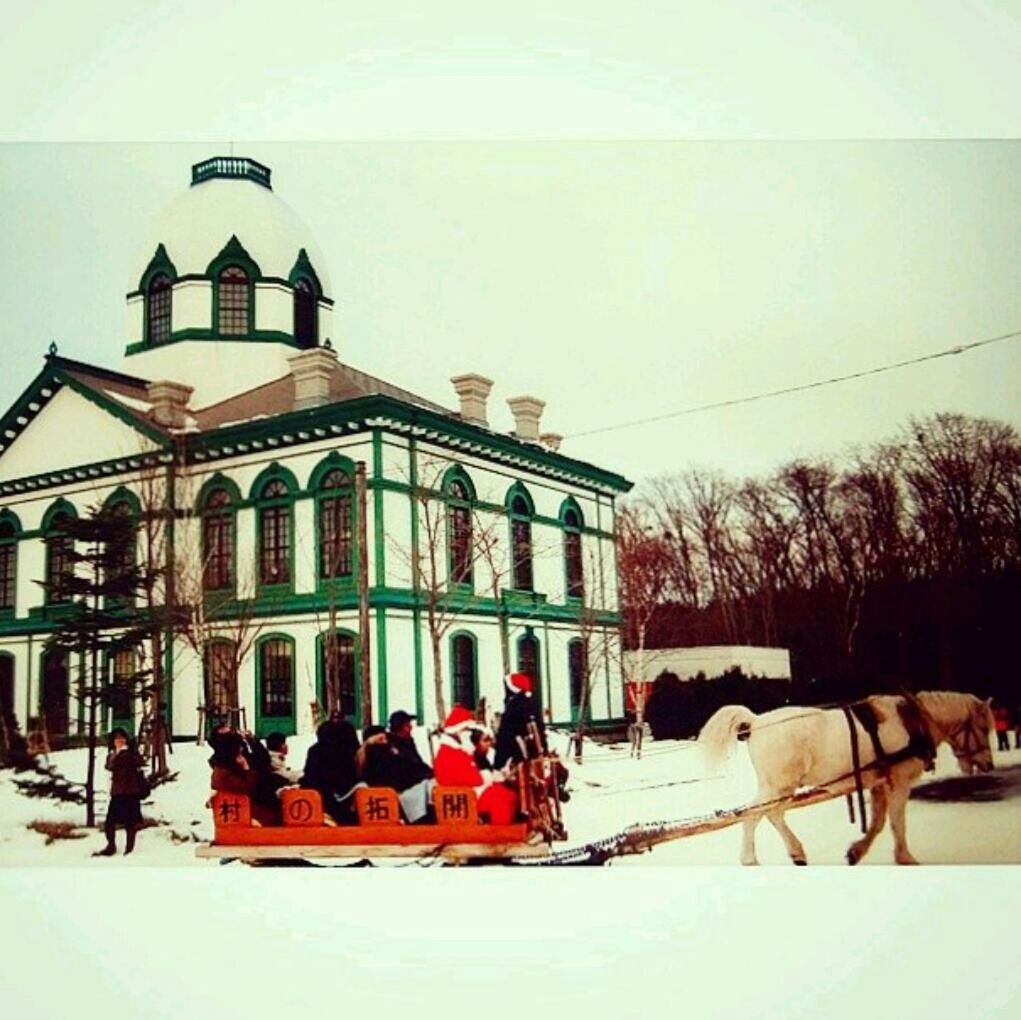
698, 705, 757, 769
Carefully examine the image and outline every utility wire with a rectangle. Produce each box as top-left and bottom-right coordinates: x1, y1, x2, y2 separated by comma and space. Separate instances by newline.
567, 328, 1021, 440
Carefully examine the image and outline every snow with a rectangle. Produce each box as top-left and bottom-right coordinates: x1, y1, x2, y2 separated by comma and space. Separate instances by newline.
2, 729, 1018, 867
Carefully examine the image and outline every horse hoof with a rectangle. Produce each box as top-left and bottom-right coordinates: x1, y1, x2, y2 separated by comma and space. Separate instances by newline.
846, 848, 860, 866
792, 858, 807, 866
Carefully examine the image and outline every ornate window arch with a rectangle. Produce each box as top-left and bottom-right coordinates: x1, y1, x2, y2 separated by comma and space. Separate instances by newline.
198, 476, 241, 593
506, 484, 535, 592
138, 243, 177, 346
318, 628, 359, 724
250, 465, 298, 591
207, 236, 260, 337
311, 455, 356, 584
444, 466, 475, 587
449, 630, 478, 709
0, 510, 22, 613
42, 500, 78, 604
102, 489, 140, 608
256, 633, 296, 733
204, 638, 238, 717
559, 498, 585, 600
289, 248, 324, 350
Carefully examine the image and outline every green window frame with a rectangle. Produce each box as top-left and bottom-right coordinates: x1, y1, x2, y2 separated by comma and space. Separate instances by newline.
506, 484, 535, 592
311, 454, 358, 590
449, 630, 478, 709
0, 511, 21, 614
108, 647, 136, 735
204, 638, 238, 718
317, 629, 360, 727
42, 500, 77, 606
444, 467, 476, 589
250, 466, 298, 595
560, 500, 585, 601
255, 633, 296, 737
207, 235, 261, 338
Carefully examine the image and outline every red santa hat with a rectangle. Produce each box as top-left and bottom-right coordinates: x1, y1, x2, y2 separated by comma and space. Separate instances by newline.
504, 672, 533, 695
442, 705, 479, 734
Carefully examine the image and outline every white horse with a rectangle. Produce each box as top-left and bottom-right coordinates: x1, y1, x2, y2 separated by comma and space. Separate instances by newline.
699, 691, 995, 865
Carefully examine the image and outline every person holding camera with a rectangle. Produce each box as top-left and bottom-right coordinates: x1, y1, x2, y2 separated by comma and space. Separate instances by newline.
96, 727, 147, 857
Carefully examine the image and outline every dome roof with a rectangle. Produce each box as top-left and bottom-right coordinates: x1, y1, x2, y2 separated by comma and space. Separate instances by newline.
132, 157, 332, 294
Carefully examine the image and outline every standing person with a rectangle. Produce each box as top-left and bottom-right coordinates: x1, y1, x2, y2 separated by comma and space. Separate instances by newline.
96, 727, 147, 857
994, 704, 1011, 751
494, 673, 546, 768
434, 707, 519, 825
1015, 705, 1021, 750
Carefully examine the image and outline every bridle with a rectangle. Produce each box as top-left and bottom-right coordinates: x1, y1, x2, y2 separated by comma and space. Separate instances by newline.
945, 712, 991, 770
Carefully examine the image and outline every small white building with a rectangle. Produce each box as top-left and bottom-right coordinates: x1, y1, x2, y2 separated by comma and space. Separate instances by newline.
624, 645, 792, 683
0, 156, 632, 743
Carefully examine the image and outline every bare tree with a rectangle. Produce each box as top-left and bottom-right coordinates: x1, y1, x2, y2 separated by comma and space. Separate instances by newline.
615, 506, 672, 745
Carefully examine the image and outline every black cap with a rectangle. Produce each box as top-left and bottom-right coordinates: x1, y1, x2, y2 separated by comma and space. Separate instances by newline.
388, 710, 416, 729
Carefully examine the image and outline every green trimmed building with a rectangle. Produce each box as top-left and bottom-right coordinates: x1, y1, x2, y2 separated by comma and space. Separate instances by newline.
0, 157, 632, 742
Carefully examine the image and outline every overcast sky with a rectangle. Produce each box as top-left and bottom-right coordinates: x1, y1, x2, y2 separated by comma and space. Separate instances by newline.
2, 139, 1019, 488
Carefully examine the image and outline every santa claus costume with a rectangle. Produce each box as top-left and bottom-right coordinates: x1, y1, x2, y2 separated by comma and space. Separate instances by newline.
434, 706, 519, 825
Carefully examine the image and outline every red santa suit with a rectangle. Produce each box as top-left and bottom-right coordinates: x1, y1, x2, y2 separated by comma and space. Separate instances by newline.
434, 706, 519, 826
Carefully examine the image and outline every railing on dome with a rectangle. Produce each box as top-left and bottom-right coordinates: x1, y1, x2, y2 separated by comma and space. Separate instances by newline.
191, 157, 272, 190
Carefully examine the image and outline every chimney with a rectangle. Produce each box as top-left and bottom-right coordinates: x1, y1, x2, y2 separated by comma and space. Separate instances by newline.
506, 395, 545, 442
540, 432, 563, 453
450, 373, 494, 427
288, 346, 339, 409
147, 380, 193, 428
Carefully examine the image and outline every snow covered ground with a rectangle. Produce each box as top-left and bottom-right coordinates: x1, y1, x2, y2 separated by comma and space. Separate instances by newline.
2, 729, 1019, 866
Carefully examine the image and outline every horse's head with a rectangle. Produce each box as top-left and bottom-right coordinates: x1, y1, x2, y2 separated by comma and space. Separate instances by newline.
946, 696, 995, 775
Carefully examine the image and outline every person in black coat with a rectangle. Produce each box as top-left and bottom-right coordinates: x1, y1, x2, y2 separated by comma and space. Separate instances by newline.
96, 728, 146, 856
494, 673, 546, 768
301, 719, 362, 823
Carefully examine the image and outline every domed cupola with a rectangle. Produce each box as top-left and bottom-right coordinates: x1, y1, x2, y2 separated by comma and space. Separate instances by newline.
122, 157, 334, 407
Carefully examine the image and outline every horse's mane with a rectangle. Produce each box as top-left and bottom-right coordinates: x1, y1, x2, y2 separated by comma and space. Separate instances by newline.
916, 689, 989, 727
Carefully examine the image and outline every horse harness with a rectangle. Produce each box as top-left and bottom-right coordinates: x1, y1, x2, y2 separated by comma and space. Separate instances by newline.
841, 695, 937, 833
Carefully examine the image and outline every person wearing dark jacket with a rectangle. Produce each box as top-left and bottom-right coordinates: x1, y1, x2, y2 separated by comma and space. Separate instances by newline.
301, 719, 362, 823
96, 728, 146, 856
494, 673, 546, 767
209, 732, 282, 826
385, 710, 435, 823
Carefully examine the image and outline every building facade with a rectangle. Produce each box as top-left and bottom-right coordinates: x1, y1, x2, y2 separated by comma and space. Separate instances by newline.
0, 156, 631, 742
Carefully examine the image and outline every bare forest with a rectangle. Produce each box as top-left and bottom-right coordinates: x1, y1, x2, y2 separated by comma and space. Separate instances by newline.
619, 412, 1021, 704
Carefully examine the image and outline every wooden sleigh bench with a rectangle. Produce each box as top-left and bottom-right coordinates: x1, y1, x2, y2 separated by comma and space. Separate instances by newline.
196, 785, 551, 864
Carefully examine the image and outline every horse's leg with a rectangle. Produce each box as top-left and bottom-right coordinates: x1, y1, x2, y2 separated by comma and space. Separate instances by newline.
887, 779, 919, 865
846, 783, 888, 865
765, 808, 807, 865
740, 814, 761, 866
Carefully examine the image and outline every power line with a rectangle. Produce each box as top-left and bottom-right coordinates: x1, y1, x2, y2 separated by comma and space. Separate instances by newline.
566, 328, 1021, 440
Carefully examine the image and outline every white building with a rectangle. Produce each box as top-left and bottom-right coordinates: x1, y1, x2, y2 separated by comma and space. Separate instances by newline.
0, 156, 632, 743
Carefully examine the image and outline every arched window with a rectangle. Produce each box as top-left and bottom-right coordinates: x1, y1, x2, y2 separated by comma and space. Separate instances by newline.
318, 468, 353, 581
447, 478, 473, 585
147, 273, 172, 344
202, 489, 234, 592
568, 639, 586, 718
109, 648, 135, 729
293, 277, 317, 348
258, 637, 294, 722
45, 512, 74, 603
218, 266, 249, 335
204, 639, 237, 714
0, 519, 17, 612
104, 500, 136, 607
258, 479, 292, 587
517, 632, 542, 718
509, 493, 533, 591
320, 631, 357, 721
563, 507, 584, 599
450, 632, 478, 708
